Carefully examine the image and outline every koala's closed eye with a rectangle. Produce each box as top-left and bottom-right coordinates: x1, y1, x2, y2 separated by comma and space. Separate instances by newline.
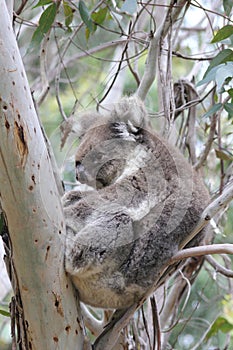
64, 96, 210, 309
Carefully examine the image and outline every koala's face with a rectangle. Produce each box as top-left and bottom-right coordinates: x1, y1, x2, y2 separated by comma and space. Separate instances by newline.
75, 121, 140, 189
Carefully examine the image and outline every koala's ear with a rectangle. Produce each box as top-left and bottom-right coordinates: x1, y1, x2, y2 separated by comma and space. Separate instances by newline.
111, 95, 150, 130
72, 111, 103, 139
60, 111, 103, 148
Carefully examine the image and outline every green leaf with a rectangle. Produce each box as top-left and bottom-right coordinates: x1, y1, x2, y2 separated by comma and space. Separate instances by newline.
0, 309, 10, 317
224, 102, 233, 118
202, 103, 222, 118
79, 0, 93, 32
198, 62, 233, 92
91, 7, 108, 25
30, 4, 57, 48
211, 25, 233, 43
63, 1, 74, 27
33, 0, 53, 8
85, 27, 91, 41
227, 88, 233, 98
206, 316, 233, 340
215, 63, 233, 92
121, 0, 137, 14
215, 149, 233, 161
197, 65, 220, 87
203, 49, 233, 79
223, 0, 233, 16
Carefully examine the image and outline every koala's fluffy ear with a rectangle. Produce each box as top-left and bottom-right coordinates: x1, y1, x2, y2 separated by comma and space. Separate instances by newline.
60, 111, 102, 148
110, 96, 150, 130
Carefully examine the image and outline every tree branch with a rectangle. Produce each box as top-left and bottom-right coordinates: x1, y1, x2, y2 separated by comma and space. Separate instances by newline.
136, 0, 188, 101
206, 255, 233, 278
0, 1, 86, 347
170, 244, 233, 264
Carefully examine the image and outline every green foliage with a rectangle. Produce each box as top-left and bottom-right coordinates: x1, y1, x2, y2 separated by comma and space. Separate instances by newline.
223, 0, 233, 16
197, 24, 233, 105
202, 103, 222, 118
206, 296, 233, 341
197, 62, 233, 92
224, 102, 233, 119
30, 3, 57, 49
78, 2, 110, 40
206, 316, 233, 340
211, 25, 233, 43
78, 0, 94, 39
91, 7, 108, 25
33, 0, 53, 8
203, 49, 233, 79
63, 1, 74, 28
0, 310, 10, 317
215, 148, 233, 161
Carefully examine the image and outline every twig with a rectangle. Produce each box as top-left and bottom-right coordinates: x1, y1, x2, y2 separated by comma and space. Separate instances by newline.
162, 269, 191, 332
185, 86, 198, 164
170, 244, 233, 264
126, 49, 140, 86
194, 112, 217, 170
81, 304, 104, 336
142, 304, 153, 350
150, 296, 161, 350
98, 38, 129, 105
206, 255, 233, 278
15, 0, 28, 16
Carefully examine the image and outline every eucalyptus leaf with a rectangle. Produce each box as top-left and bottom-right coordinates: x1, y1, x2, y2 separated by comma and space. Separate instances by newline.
0, 309, 10, 317
91, 7, 108, 25
206, 316, 233, 340
197, 65, 220, 87
30, 4, 57, 49
202, 103, 222, 118
215, 63, 233, 92
33, 0, 53, 8
79, 0, 93, 32
223, 0, 233, 16
224, 102, 233, 118
63, 1, 74, 27
215, 149, 233, 161
211, 25, 233, 43
198, 62, 233, 91
203, 49, 233, 79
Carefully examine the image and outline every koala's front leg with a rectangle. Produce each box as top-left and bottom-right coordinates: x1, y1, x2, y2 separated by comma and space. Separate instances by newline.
62, 189, 90, 208
64, 192, 141, 309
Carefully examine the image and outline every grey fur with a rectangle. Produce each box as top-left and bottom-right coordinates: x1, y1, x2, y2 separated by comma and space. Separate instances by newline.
63, 97, 210, 309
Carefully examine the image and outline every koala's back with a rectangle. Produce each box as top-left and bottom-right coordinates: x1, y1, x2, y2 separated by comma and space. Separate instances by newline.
64, 123, 210, 309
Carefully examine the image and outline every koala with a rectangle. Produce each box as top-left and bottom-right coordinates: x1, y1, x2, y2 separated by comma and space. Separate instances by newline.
63, 96, 210, 309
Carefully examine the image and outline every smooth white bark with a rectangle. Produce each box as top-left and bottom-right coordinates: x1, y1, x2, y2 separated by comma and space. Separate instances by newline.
0, 1, 85, 348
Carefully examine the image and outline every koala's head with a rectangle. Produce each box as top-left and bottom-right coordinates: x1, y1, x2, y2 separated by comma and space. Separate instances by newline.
75, 96, 149, 189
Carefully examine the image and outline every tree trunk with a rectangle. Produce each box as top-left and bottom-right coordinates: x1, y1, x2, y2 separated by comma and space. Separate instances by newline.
0, 1, 85, 348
